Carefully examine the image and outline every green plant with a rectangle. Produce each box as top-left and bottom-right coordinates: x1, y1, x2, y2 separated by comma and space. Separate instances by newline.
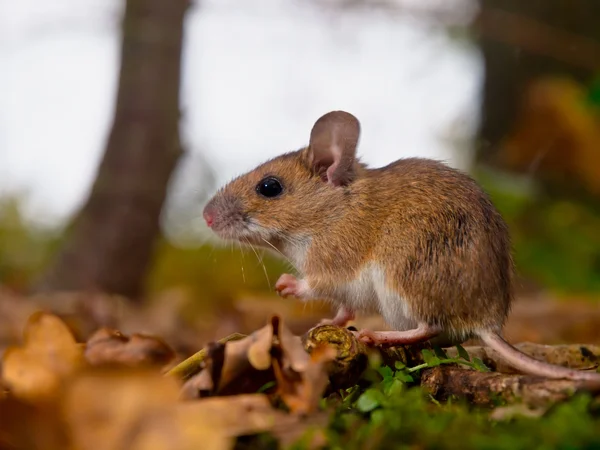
297, 346, 600, 450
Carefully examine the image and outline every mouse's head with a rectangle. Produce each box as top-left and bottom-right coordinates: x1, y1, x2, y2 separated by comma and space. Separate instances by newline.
202, 111, 362, 247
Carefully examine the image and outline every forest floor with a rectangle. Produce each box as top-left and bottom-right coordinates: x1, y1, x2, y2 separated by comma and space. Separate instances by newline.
1, 287, 599, 450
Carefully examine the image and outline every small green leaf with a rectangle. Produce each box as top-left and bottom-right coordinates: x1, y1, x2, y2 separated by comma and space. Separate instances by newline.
257, 380, 276, 393
386, 379, 405, 396
395, 371, 414, 383
377, 365, 393, 379
421, 349, 435, 364
381, 378, 394, 394
356, 388, 383, 413
422, 350, 442, 367
370, 409, 386, 425
394, 361, 406, 370
433, 346, 449, 359
428, 357, 442, 367
456, 344, 470, 361
472, 357, 491, 372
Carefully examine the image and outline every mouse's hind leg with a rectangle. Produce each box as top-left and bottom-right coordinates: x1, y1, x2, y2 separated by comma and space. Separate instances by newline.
357, 323, 442, 347
316, 306, 355, 327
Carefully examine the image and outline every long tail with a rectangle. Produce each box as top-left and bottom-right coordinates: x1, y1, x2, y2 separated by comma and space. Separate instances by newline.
479, 331, 600, 381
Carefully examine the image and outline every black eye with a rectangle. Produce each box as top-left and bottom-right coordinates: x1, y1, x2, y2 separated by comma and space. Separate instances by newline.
256, 177, 283, 198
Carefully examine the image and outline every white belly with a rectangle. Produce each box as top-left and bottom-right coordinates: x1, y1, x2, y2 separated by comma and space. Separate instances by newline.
329, 263, 418, 332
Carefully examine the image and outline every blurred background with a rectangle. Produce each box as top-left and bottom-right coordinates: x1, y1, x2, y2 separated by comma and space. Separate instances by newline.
1, 0, 599, 357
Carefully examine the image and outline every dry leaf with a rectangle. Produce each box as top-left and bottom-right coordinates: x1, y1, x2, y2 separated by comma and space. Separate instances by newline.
184, 316, 287, 396
126, 415, 231, 450
247, 323, 274, 370
180, 316, 307, 398
0, 395, 69, 450
177, 394, 291, 438
180, 316, 335, 414
273, 344, 336, 416
180, 368, 214, 400
64, 370, 294, 450
84, 327, 175, 368
128, 394, 306, 450
2, 312, 85, 401
63, 368, 182, 450
266, 315, 310, 374
212, 322, 274, 394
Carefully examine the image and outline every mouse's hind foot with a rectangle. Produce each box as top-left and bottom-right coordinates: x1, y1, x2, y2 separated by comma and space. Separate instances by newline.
356, 323, 442, 347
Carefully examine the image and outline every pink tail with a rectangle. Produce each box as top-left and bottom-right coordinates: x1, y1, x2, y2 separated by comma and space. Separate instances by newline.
479, 331, 600, 381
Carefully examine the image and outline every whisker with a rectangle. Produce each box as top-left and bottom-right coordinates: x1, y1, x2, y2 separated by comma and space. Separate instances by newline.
237, 241, 246, 284
260, 237, 295, 271
243, 237, 271, 288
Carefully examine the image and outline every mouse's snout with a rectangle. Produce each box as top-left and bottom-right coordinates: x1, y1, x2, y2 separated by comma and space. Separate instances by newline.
202, 194, 246, 239
203, 203, 215, 228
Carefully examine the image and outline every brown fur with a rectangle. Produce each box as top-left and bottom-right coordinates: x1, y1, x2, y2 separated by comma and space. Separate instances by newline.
203, 110, 600, 381
205, 152, 513, 337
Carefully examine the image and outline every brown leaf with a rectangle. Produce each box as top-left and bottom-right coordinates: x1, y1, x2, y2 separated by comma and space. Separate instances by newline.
179, 342, 226, 399
176, 394, 293, 438
63, 368, 183, 450
0, 395, 69, 450
84, 327, 175, 368
178, 316, 335, 413
179, 316, 311, 399
1, 312, 85, 401
273, 315, 311, 373
247, 322, 274, 371
125, 394, 309, 450
212, 321, 274, 394
273, 344, 336, 416
64, 370, 295, 450
179, 368, 214, 400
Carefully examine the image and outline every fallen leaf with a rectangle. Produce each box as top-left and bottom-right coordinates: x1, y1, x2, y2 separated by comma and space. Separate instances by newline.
130, 394, 314, 450
84, 327, 175, 368
178, 315, 328, 401
180, 368, 214, 400
247, 322, 274, 371
177, 394, 291, 437
273, 315, 311, 373
0, 395, 68, 450
2, 312, 85, 401
273, 344, 336, 416
63, 368, 182, 450
166, 333, 246, 381
211, 321, 275, 394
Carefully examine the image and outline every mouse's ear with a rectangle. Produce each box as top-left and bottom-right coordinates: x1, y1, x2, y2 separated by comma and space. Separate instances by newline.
305, 111, 360, 186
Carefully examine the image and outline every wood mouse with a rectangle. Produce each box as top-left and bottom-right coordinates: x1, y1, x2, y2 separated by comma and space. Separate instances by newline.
203, 110, 600, 381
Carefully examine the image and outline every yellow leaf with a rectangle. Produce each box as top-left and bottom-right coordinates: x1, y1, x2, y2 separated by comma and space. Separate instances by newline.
2, 312, 84, 401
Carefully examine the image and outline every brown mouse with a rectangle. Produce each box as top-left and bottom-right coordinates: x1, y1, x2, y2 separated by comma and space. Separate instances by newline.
203, 110, 600, 381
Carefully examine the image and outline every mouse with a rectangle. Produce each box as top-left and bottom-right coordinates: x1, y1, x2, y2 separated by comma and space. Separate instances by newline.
202, 110, 600, 381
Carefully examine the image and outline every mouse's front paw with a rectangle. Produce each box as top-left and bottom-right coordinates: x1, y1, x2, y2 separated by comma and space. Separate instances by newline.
275, 274, 308, 299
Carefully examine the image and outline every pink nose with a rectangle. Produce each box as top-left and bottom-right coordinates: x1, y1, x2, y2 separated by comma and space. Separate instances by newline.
203, 206, 215, 227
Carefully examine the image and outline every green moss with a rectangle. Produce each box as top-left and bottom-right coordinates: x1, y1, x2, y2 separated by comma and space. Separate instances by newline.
293, 361, 600, 450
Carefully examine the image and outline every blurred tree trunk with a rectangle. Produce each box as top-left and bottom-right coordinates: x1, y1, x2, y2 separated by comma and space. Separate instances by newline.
474, 0, 600, 167
35, 0, 190, 299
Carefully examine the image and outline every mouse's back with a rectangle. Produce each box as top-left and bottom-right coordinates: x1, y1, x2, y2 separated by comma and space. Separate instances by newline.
364, 157, 514, 338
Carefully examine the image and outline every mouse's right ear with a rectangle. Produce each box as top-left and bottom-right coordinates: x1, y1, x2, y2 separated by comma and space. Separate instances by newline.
305, 111, 360, 187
